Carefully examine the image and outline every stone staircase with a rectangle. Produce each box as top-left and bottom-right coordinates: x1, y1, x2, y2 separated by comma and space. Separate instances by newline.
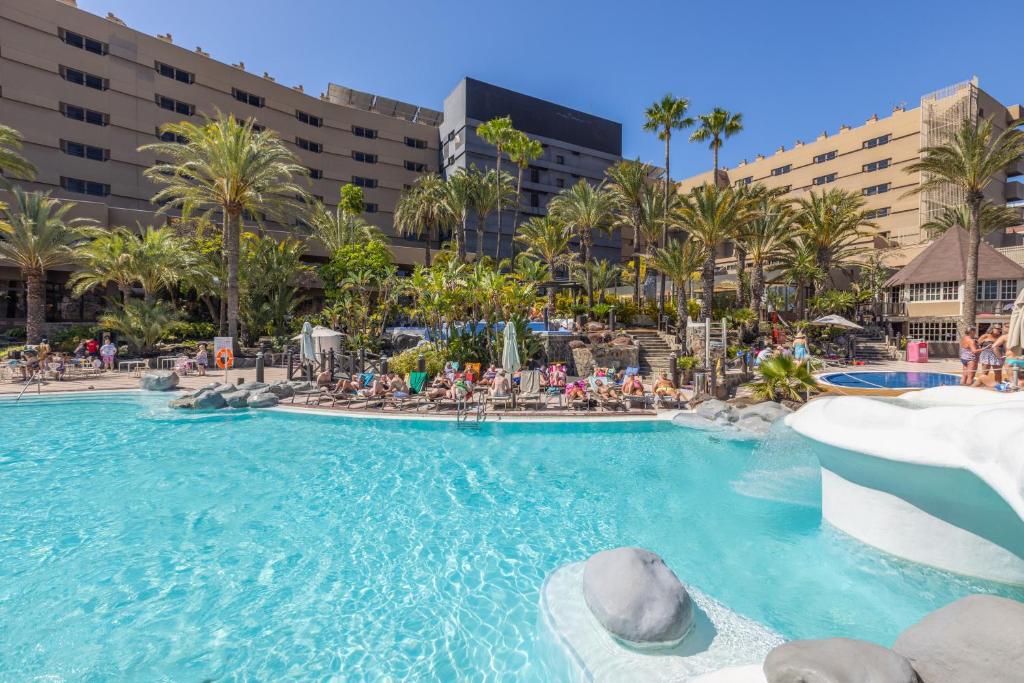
629, 329, 676, 379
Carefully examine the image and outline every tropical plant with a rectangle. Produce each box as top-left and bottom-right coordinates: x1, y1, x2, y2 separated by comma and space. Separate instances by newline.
904, 116, 1024, 335
394, 173, 453, 266
809, 289, 856, 316
853, 251, 892, 320
0, 188, 92, 342
140, 112, 307, 344
548, 180, 617, 308
131, 225, 187, 304
689, 107, 743, 182
742, 196, 796, 324
307, 185, 382, 254
69, 228, 138, 304
476, 116, 519, 258
795, 188, 875, 293
920, 200, 1021, 240
653, 238, 704, 343
779, 238, 824, 320
506, 131, 544, 256
749, 355, 818, 402
99, 300, 177, 354
0, 124, 36, 184
442, 167, 478, 262
573, 259, 620, 305
607, 159, 656, 253
239, 232, 310, 341
515, 215, 573, 313
675, 183, 750, 320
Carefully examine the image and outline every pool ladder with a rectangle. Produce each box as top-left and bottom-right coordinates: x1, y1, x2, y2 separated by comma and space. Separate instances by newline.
455, 398, 488, 429
14, 371, 42, 402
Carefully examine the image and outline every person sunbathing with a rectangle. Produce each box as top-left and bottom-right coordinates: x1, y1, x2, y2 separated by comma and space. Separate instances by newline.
653, 373, 685, 401
448, 374, 472, 401
333, 375, 363, 394
388, 373, 409, 398
426, 373, 450, 399
479, 364, 497, 387
564, 380, 587, 402
490, 369, 511, 397
315, 369, 333, 388
366, 378, 388, 398
548, 365, 567, 388
621, 374, 645, 396
595, 379, 621, 400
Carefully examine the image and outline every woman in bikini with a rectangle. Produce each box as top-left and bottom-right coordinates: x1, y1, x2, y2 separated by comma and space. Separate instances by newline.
959, 327, 980, 385
621, 374, 645, 397
978, 324, 1005, 382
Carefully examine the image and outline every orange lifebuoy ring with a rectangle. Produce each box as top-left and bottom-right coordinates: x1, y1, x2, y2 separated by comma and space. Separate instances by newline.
215, 348, 234, 369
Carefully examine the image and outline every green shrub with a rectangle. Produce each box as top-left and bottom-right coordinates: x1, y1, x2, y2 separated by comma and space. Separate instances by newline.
446, 328, 488, 366
162, 321, 216, 343
2, 326, 26, 341
52, 325, 102, 351
749, 355, 819, 402
389, 342, 446, 377
676, 355, 702, 371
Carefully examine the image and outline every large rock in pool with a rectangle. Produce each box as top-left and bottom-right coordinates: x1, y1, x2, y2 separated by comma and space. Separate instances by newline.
893, 594, 1024, 683
582, 547, 693, 647
222, 390, 251, 408
193, 388, 227, 410
694, 399, 736, 423
764, 638, 917, 683
237, 381, 268, 393
139, 370, 179, 392
247, 392, 279, 408
265, 382, 294, 399
168, 395, 197, 409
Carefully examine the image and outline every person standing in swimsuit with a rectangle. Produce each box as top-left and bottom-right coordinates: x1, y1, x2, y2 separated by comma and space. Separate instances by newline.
959, 327, 980, 385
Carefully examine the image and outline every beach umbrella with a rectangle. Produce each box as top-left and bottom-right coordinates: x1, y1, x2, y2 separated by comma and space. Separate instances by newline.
299, 321, 316, 364
809, 314, 863, 330
1007, 288, 1024, 355
502, 321, 521, 373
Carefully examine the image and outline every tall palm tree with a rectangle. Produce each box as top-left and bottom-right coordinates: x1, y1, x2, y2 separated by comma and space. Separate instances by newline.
0, 188, 92, 342
779, 238, 823, 320
573, 259, 620, 305
442, 168, 478, 262
0, 124, 36, 185
653, 237, 704, 343
515, 215, 573, 314
795, 188, 875, 294
132, 225, 185, 304
638, 185, 672, 259
469, 167, 514, 260
140, 113, 307, 343
548, 180, 617, 309
394, 173, 453, 266
70, 227, 137, 304
476, 116, 518, 258
607, 159, 659, 303
921, 200, 1021, 240
643, 94, 694, 315
675, 183, 750, 320
904, 116, 1024, 335
742, 197, 796, 325
689, 108, 744, 184
505, 131, 544, 258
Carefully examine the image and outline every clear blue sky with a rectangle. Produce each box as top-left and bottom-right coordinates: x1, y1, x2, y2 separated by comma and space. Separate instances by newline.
81, 0, 1020, 179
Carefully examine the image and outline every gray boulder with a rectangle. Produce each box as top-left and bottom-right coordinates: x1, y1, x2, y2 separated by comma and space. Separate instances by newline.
247, 392, 279, 408
736, 401, 792, 422
193, 388, 227, 410
211, 383, 238, 394
695, 399, 736, 423
237, 381, 268, 393
168, 395, 197, 409
222, 390, 251, 408
893, 594, 1024, 683
265, 383, 294, 399
764, 638, 918, 683
582, 547, 693, 647
139, 370, 179, 392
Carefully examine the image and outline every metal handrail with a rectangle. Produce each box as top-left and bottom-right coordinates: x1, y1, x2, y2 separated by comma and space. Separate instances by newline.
15, 371, 41, 402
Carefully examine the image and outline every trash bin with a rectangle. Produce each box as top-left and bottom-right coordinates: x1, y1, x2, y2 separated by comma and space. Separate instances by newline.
906, 340, 929, 363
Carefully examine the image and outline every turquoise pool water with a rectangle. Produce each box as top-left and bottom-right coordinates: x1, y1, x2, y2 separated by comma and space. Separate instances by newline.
1, 393, 1020, 680
820, 371, 960, 389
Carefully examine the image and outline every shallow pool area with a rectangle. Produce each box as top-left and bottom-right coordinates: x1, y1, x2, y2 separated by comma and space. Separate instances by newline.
1, 392, 1020, 679
819, 370, 960, 390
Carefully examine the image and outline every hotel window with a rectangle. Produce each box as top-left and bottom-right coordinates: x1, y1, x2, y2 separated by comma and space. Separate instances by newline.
353, 151, 377, 164
351, 176, 378, 188
155, 94, 195, 116
60, 66, 107, 91
734, 176, 753, 187
448, 155, 455, 167
863, 134, 891, 149
60, 139, 109, 162
530, 192, 540, 208
555, 178, 565, 188
155, 128, 188, 144
770, 164, 791, 176
813, 150, 837, 164
59, 28, 107, 55
352, 125, 377, 139
250, 123, 266, 133
155, 61, 195, 84
307, 168, 323, 179
909, 281, 957, 301
405, 161, 427, 172
232, 88, 264, 107
364, 203, 379, 214
1001, 279, 1019, 300
812, 173, 837, 186
862, 183, 890, 196
778, 185, 792, 193
556, 155, 565, 164
863, 158, 891, 172
296, 137, 322, 153
405, 136, 428, 149
530, 168, 540, 183
908, 321, 958, 342
976, 280, 1003, 300
864, 207, 890, 219
60, 102, 108, 126
60, 176, 110, 197
296, 110, 323, 127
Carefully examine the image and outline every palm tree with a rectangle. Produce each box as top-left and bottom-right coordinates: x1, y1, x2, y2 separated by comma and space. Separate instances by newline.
0, 188, 92, 342
904, 116, 1024, 335
573, 259, 620, 306
100, 300, 177, 355
0, 124, 36, 184
442, 168, 478, 262
653, 238, 704, 344
505, 131, 544, 258
394, 173, 453, 266
742, 197, 796, 325
515, 215, 573, 314
476, 116, 518, 258
306, 190, 382, 255
644, 94, 694, 314
779, 238, 823, 320
675, 183, 749, 320
920, 200, 1021, 240
607, 159, 659, 303
469, 167, 514, 260
548, 180, 617, 309
131, 225, 185, 304
70, 228, 138, 304
140, 113, 307, 344
689, 108, 743, 184
750, 355, 818, 402
795, 188, 875, 294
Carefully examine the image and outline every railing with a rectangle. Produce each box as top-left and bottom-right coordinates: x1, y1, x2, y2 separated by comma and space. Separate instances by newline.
997, 245, 1024, 266
880, 301, 907, 316
976, 299, 1016, 315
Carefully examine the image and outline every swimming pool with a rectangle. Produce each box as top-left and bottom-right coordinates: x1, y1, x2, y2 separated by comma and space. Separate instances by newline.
819, 370, 961, 390
1, 392, 1018, 679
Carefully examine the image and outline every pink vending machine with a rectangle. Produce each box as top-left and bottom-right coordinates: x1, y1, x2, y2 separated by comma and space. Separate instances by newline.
906, 340, 929, 363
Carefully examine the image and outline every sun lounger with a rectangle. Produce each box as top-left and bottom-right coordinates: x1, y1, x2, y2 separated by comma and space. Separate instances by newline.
517, 369, 543, 410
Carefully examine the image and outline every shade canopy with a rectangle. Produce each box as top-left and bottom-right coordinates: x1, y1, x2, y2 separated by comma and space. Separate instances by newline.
1008, 288, 1024, 355
810, 314, 863, 330
501, 322, 521, 373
